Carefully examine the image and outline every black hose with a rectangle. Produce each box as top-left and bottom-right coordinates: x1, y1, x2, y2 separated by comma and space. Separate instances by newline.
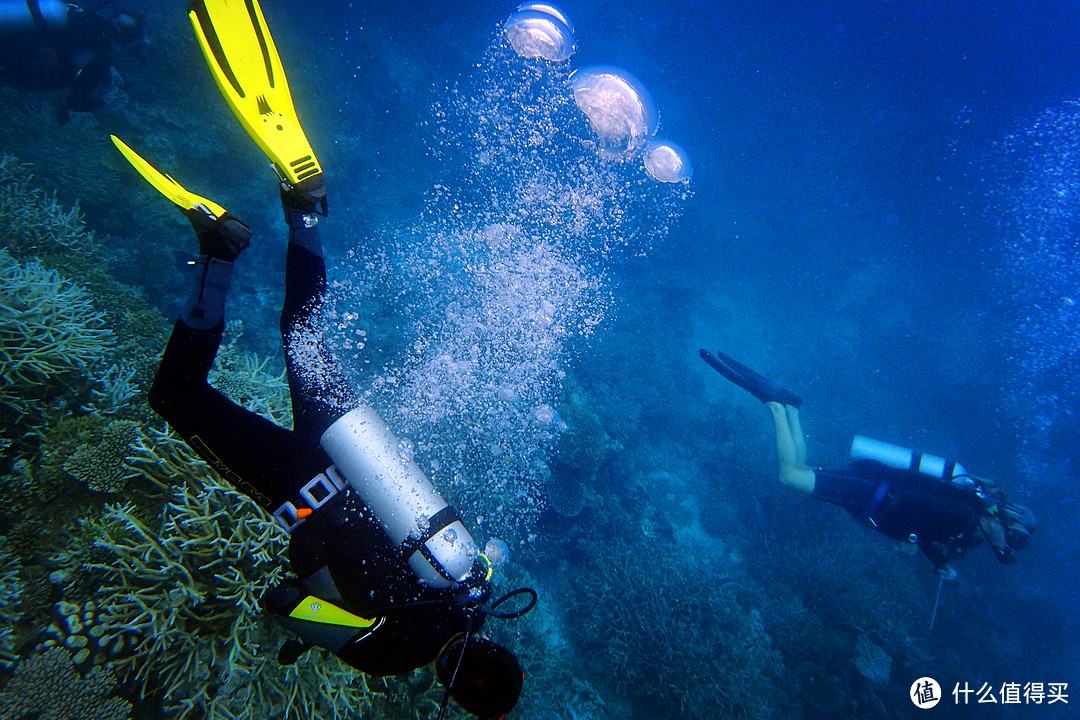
480, 587, 538, 619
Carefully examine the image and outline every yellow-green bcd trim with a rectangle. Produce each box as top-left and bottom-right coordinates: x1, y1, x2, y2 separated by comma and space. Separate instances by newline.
289, 596, 377, 628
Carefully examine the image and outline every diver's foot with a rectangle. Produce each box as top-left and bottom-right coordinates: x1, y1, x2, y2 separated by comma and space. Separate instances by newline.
185, 210, 252, 261
280, 174, 328, 220
699, 349, 803, 408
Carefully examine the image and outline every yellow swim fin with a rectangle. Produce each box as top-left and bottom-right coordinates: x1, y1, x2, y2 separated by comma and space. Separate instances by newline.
188, 0, 323, 190
110, 135, 227, 219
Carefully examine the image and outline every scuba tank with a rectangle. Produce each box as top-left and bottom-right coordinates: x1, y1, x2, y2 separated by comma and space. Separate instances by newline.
0, 0, 69, 36
320, 405, 479, 589
850, 435, 968, 482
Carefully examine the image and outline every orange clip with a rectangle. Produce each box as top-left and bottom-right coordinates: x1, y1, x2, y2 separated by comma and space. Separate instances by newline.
295, 507, 313, 519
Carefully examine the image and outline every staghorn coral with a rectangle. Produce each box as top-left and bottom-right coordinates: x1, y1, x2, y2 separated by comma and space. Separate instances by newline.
0, 154, 90, 258
0, 647, 131, 720
0, 249, 114, 422
62, 419, 141, 493
83, 363, 142, 416
209, 320, 293, 427
0, 536, 22, 658
63, 426, 373, 719
1, 156, 168, 424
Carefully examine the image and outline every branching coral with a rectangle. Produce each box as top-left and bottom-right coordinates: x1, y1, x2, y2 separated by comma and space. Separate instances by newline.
0, 536, 22, 658
59, 426, 373, 719
209, 320, 293, 427
63, 420, 142, 493
0, 647, 131, 720
0, 154, 90, 256
0, 249, 114, 421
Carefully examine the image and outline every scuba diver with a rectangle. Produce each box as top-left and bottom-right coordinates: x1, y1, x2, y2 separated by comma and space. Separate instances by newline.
700, 350, 1036, 572
0, 0, 146, 123
112, 2, 532, 718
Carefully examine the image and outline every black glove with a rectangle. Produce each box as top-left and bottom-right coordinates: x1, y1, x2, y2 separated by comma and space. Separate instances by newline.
184, 208, 252, 262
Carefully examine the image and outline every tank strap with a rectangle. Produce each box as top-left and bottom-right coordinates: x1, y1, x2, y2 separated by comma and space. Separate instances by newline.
860, 480, 891, 525
27, 0, 48, 31
399, 505, 466, 584
272, 465, 348, 532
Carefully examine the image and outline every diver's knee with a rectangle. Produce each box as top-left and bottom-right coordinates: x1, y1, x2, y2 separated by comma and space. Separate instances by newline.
779, 466, 816, 494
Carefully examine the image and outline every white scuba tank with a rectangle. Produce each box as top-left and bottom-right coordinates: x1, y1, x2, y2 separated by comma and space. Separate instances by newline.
850, 435, 968, 481
0, 0, 69, 36
320, 405, 478, 589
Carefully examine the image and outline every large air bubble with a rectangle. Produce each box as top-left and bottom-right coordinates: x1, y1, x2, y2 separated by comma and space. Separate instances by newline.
516, 2, 575, 32
643, 140, 692, 183
571, 66, 658, 156
504, 7, 576, 62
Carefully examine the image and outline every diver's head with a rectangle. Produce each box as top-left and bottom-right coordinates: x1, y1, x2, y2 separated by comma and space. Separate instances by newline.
999, 502, 1035, 548
112, 10, 146, 46
435, 633, 523, 719
981, 500, 1035, 563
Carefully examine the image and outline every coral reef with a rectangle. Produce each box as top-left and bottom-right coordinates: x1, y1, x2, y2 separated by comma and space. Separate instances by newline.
0, 536, 22, 658
209, 320, 293, 426
854, 631, 892, 685
0, 647, 131, 720
63, 420, 141, 493
0, 248, 114, 424
567, 529, 784, 719
42, 600, 139, 668
50, 426, 373, 719
0, 154, 91, 260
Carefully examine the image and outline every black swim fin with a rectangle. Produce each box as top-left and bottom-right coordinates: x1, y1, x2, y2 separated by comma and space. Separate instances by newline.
699, 349, 802, 408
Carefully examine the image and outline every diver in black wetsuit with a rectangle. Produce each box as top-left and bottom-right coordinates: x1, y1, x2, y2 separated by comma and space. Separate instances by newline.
145, 175, 529, 719
0, 0, 146, 123
700, 350, 1035, 572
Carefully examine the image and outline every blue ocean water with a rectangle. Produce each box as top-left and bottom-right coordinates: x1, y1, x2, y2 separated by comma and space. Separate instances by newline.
1, 0, 1078, 718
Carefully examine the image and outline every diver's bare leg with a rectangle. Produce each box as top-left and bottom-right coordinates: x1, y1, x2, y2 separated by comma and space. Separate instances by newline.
786, 405, 808, 467
766, 401, 816, 493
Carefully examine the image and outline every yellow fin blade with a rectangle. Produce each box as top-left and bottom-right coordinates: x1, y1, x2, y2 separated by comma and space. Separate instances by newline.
188, 0, 322, 186
110, 135, 226, 217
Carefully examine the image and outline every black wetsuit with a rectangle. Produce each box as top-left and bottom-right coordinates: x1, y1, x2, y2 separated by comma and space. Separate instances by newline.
812, 459, 986, 567
148, 218, 475, 676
